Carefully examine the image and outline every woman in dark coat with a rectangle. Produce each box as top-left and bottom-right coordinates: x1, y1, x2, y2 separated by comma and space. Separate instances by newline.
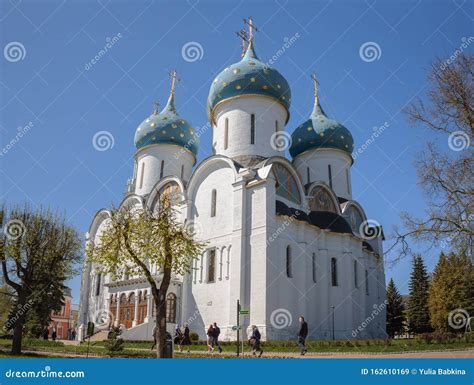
181, 324, 192, 353
206, 324, 215, 353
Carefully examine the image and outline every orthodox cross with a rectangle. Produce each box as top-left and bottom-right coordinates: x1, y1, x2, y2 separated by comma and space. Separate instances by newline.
243, 16, 259, 43
169, 69, 180, 94
311, 72, 319, 102
235, 29, 248, 56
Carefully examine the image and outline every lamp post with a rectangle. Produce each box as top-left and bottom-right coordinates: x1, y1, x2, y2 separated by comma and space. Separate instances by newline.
331, 306, 335, 341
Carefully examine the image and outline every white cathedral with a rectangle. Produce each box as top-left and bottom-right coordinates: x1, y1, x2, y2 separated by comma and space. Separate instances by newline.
78, 18, 387, 342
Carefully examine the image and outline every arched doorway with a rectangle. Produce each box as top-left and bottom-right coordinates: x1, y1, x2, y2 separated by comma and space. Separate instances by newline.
119, 293, 135, 329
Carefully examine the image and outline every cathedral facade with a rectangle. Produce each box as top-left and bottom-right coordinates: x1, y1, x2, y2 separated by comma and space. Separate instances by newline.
78, 19, 387, 342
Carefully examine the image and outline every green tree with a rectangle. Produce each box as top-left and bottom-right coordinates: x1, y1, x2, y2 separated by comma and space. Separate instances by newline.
407, 255, 432, 334
86, 198, 206, 358
0, 205, 82, 354
104, 326, 124, 357
428, 252, 474, 332
386, 278, 405, 338
0, 284, 14, 333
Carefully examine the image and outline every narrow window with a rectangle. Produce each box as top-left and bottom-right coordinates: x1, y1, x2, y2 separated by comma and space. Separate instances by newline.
331, 258, 338, 286
208, 249, 216, 283
346, 169, 350, 194
307, 167, 310, 185
166, 293, 177, 323
250, 113, 255, 144
328, 165, 333, 189
354, 260, 358, 288
181, 164, 184, 179
95, 273, 101, 296
365, 270, 369, 295
275, 120, 278, 133
224, 118, 229, 150
139, 162, 145, 189
286, 245, 292, 278
211, 189, 217, 217
160, 160, 164, 179
312, 253, 317, 283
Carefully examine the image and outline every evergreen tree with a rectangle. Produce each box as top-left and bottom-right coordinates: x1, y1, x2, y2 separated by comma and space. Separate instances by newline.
428, 252, 474, 332
386, 278, 405, 338
407, 255, 432, 334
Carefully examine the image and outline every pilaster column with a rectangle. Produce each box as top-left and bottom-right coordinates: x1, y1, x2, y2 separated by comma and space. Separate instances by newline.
145, 292, 153, 322
105, 296, 111, 328
115, 292, 121, 327
132, 289, 139, 327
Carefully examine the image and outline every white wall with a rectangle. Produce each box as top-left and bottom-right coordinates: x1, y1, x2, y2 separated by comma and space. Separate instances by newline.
134, 144, 195, 196
293, 148, 353, 200
213, 96, 288, 160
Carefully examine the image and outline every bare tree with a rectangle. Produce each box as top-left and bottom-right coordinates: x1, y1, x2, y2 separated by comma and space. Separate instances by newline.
387, 53, 473, 261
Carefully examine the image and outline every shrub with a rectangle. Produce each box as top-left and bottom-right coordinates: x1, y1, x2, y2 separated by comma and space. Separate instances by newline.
463, 332, 474, 343
189, 332, 199, 342
104, 326, 124, 357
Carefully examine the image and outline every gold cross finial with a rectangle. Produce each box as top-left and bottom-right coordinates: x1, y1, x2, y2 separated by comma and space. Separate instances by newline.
243, 17, 258, 43
311, 72, 319, 99
236, 29, 248, 57
153, 101, 160, 115
169, 69, 180, 94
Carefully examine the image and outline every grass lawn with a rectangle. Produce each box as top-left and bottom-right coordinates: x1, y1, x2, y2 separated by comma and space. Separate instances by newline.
0, 337, 472, 358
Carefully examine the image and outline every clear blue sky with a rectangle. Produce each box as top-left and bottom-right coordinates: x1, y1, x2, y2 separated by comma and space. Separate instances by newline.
1, 0, 472, 303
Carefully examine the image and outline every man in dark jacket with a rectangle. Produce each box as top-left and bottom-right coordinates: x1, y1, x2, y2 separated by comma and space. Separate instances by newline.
298, 316, 308, 355
213, 322, 222, 353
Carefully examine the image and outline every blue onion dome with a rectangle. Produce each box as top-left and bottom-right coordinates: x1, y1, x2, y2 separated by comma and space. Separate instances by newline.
289, 76, 354, 158
207, 38, 291, 123
134, 81, 199, 157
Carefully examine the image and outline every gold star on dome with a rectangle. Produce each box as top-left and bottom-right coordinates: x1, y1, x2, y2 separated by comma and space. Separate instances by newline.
262, 85, 268, 90
180, 133, 184, 138
341, 135, 344, 139
250, 77, 256, 82
162, 130, 166, 134
233, 68, 240, 74
172, 124, 177, 128
320, 133, 324, 137
151, 122, 156, 128
307, 127, 312, 131
236, 84, 241, 90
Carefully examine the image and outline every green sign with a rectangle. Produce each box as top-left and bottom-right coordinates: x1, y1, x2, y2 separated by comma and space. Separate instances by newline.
232, 325, 241, 331
239, 309, 250, 315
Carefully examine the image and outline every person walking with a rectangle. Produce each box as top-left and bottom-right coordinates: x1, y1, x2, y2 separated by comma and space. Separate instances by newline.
249, 325, 263, 357
212, 322, 223, 353
206, 324, 215, 353
298, 316, 308, 355
174, 325, 183, 352
181, 324, 192, 353
52, 328, 57, 341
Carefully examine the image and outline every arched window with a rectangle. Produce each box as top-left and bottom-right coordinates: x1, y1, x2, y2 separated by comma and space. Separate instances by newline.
307, 167, 310, 185
273, 163, 301, 204
312, 253, 317, 283
181, 164, 184, 179
139, 162, 145, 189
346, 169, 351, 194
354, 260, 359, 288
331, 258, 338, 286
250, 114, 255, 144
309, 186, 337, 212
95, 273, 101, 296
344, 205, 365, 234
166, 293, 177, 323
275, 120, 278, 133
224, 118, 229, 150
328, 164, 333, 189
158, 182, 181, 206
160, 160, 165, 179
208, 249, 216, 283
286, 245, 292, 278
211, 189, 217, 217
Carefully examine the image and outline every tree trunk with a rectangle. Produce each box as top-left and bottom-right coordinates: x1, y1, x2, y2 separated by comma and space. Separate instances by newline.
11, 321, 23, 355
155, 247, 173, 358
